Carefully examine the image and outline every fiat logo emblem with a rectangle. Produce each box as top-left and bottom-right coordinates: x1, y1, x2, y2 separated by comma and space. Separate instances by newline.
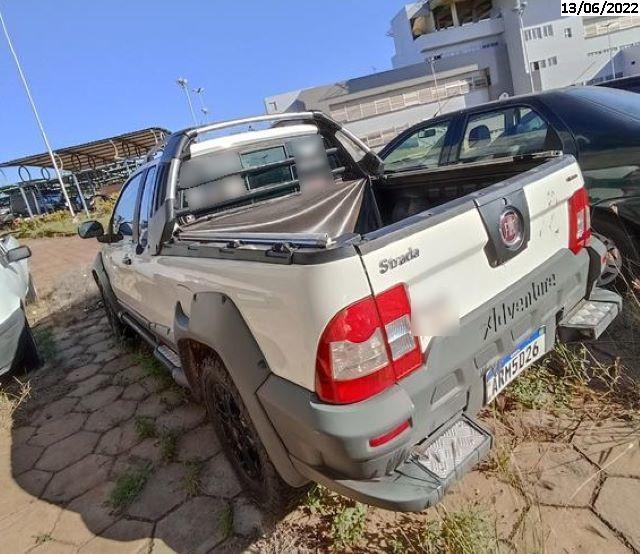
499, 208, 524, 249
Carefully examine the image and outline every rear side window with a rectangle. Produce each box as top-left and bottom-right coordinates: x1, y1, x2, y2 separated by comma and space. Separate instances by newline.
383, 121, 450, 172
112, 173, 144, 237
459, 106, 553, 162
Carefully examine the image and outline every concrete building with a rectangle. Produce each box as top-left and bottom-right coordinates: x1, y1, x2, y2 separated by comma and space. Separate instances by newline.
265, 1, 640, 147
265, 63, 491, 148
391, 1, 640, 95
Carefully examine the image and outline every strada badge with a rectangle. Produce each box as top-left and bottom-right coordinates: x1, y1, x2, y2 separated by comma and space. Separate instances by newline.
379, 247, 420, 274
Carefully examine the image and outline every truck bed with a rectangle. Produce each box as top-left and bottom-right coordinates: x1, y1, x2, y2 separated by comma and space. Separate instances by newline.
177, 152, 560, 246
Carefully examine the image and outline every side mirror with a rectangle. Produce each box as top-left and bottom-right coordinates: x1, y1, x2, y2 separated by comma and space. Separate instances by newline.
7, 245, 31, 263
78, 220, 104, 239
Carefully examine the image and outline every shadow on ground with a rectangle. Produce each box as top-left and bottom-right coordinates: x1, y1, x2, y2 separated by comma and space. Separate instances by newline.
3, 295, 275, 553
3, 290, 640, 553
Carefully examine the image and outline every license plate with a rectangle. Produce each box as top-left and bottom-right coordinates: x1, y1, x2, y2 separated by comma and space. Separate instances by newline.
485, 327, 546, 404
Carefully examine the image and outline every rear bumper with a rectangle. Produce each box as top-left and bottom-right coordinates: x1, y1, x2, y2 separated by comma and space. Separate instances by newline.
258, 247, 620, 510
0, 308, 26, 376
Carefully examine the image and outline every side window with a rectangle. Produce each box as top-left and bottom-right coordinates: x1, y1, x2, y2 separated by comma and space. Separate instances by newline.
383, 121, 450, 172
459, 106, 553, 162
137, 166, 157, 242
112, 173, 144, 237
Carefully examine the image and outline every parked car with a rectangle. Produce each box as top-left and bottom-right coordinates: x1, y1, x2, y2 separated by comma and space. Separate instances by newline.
379, 86, 640, 285
0, 195, 13, 227
79, 111, 620, 512
0, 235, 39, 376
598, 75, 640, 94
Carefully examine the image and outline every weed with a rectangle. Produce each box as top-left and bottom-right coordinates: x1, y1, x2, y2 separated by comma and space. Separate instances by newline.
0, 378, 31, 431
134, 416, 156, 440
422, 506, 497, 554
32, 533, 53, 545
219, 503, 234, 540
108, 463, 152, 512
184, 459, 205, 496
133, 352, 174, 390
330, 502, 367, 549
159, 427, 180, 463
33, 327, 56, 361
304, 484, 332, 515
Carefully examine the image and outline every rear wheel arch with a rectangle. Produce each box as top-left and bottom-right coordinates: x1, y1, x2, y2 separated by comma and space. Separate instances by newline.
173, 292, 306, 488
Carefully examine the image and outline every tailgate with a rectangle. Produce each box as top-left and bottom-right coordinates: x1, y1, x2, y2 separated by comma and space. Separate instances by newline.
358, 156, 583, 331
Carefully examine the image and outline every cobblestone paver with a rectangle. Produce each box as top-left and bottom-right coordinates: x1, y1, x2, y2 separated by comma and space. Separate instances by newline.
2, 288, 640, 552
1, 303, 261, 553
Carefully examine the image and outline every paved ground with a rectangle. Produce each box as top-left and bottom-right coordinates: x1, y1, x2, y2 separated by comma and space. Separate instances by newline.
22, 236, 100, 298
3, 302, 262, 553
1, 237, 639, 553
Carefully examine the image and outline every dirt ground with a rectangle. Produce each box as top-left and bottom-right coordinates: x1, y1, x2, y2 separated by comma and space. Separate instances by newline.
1, 237, 639, 553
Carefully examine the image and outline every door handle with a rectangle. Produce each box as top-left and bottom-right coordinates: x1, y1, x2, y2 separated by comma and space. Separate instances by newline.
122, 255, 132, 266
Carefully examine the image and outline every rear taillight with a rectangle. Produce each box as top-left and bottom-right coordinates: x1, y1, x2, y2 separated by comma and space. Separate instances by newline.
376, 285, 422, 379
316, 284, 422, 404
568, 187, 591, 254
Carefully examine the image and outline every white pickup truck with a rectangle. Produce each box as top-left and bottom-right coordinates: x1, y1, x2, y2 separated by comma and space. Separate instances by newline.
79, 112, 620, 512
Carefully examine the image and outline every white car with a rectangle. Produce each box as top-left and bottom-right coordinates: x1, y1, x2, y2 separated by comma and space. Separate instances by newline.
0, 234, 39, 376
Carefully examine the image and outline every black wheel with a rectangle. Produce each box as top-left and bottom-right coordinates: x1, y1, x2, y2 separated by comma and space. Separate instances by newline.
592, 219, 640, 290
15, 316, 41, 372
200, 354, 296, 514
96, 279, 131, 339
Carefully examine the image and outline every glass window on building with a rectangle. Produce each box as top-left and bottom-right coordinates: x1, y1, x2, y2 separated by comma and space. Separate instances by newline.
548, 56, 558, 66
543, 24, 554, 37
564, 27, 572, 37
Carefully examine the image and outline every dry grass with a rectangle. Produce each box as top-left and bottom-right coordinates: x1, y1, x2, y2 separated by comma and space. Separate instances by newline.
11, 196, 115, 240
0, 378, 31, 432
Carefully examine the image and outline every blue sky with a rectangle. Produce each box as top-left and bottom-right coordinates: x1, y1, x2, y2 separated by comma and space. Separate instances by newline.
0, 0, 409, 180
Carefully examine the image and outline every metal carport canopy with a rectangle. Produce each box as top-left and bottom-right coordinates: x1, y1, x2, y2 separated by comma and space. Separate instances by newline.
0, 127, 170, 172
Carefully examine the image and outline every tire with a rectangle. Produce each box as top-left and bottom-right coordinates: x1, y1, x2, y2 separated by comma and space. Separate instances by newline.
200, 354, 296, 514
16, 316, 41, 372
97, 281, 131, 340
592, 218, 640, 290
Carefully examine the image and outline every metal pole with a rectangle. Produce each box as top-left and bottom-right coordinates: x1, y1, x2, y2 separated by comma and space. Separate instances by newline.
514, 2, 534, 93
193, 87, 209, 124
72, 174, 90, 216
18, 186, 33, 219
30, 188, 41, 215
0, 6, 75, 217
607, 24, 616, 79
177, 78, 198, 126
428, 57, 443, 112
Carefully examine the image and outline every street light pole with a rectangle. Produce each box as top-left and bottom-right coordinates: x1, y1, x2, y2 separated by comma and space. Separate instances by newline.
606, 22, 617, 80
513, 1, 535, 93
427, 56, 443, 112
193, 87, 209, 124
0, 5, 75, 216
176, 78, 198, 126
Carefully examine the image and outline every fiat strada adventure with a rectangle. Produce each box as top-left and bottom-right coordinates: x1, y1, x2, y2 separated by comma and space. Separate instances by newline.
79, 112, 621, 512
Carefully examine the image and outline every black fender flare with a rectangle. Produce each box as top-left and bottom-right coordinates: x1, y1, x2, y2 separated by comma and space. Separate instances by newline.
173, 291, 306, 487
